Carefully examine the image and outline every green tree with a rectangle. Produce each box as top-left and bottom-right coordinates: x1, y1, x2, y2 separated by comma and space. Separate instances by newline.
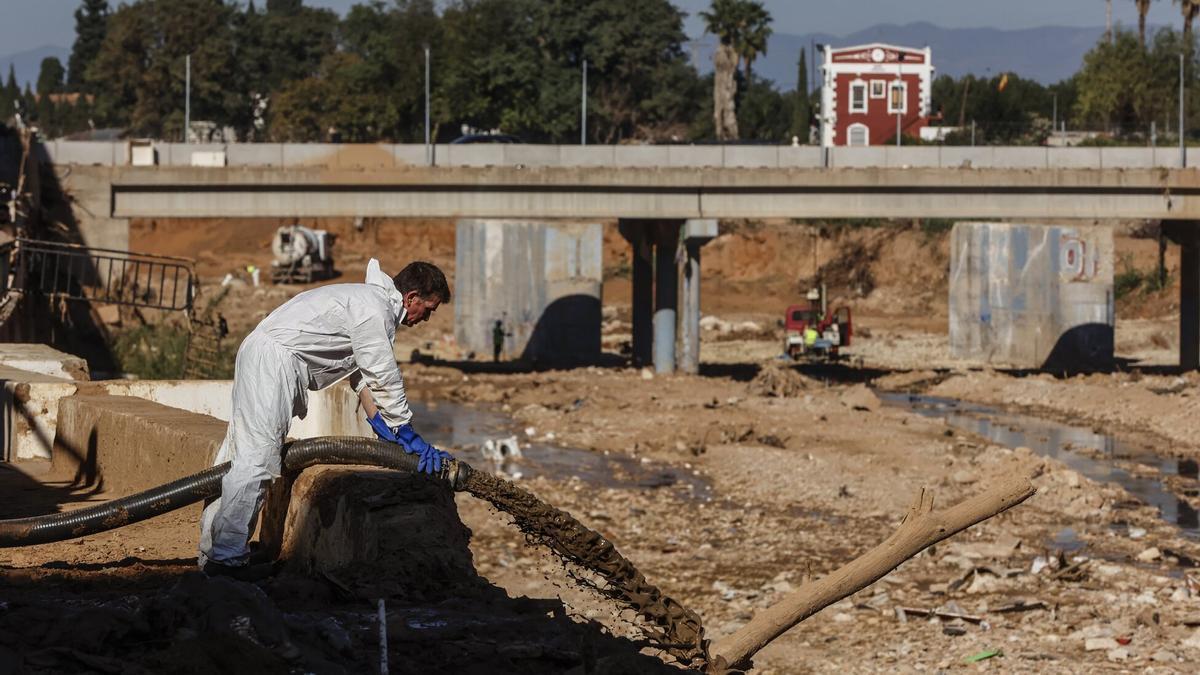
1074, 28, 1172, 134
1179, 0, 1199, 45
533, 0, 697, 143
0, 65, 17, 122
37, 57, 66, 96
87, 0, 245, 138
791, 48, 809, 141
68, 0, 109, 90
738, 74, 791, 141
272, 0, 442, 141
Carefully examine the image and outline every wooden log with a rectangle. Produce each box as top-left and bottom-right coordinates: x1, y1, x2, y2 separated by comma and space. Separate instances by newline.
708, 474, 1036, 671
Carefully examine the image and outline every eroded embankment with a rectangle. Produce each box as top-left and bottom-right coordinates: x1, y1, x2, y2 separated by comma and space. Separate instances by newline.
462, 467, 708, 667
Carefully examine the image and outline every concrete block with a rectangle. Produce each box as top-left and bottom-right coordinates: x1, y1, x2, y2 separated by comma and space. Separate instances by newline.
1048, 148, 1102, 168
282, 143, 341, 167
0, 367, 78, 461
392, 144, 427, 166
268, 466, 482, 597
190, 150, 227, 167
226, 143, 284, 167
49, 141, 120, 166
559, 145, 616, 167
1157, 147, 1185, 168
614, 146, 671, 167
886, 146, 940, 168
667, 145, 722, 167
1099, 148, 1156, 168
949, 222, 1114, 370
831, 147, 887, 168
777, 146, 824, 168
503, 145, 561, 167
990, 147, 1047, 168
455, 220, 602, 364
723, 146, 779, 168
51, 394, 227, 495
444, 144, 505, 167
331, 144, 395, 169
939, 147, 992, 168
0, 343, 89, 380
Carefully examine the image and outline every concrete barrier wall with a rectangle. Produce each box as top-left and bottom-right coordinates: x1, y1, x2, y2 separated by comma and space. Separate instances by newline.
45, 140, 1193, 170
94, 379, 370, 439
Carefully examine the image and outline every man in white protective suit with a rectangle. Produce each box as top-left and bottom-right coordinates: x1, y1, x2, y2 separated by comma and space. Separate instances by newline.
198, 258, 453, 580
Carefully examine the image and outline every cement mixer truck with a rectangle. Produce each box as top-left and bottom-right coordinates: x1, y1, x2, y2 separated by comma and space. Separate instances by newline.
270, 224, 335, 283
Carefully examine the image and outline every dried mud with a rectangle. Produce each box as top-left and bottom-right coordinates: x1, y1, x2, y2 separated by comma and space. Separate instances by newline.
462, 466, 708, 667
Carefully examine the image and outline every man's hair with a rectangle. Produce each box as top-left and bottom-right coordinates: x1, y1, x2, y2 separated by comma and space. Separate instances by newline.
393, 261, 451, 303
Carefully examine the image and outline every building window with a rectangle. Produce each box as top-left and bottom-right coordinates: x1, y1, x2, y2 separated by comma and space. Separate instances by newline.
847, 123, 869, 146
888, 81, 907, 114
849, 81, 867, 113
870, 80, 885, 99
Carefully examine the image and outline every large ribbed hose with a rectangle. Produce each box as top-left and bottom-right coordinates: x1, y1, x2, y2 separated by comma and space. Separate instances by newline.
0, 436, 471, 548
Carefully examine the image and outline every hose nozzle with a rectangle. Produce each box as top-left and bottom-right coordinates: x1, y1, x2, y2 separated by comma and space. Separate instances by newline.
442, 459, 473, 492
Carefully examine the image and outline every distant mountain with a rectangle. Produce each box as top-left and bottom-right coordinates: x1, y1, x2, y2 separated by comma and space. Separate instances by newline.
686, 21, 1137, 89
0, 45, 71, 90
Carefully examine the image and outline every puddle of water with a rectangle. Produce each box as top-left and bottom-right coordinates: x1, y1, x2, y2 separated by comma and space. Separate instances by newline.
879, 392, 1199, 539
409, 400, 710, 498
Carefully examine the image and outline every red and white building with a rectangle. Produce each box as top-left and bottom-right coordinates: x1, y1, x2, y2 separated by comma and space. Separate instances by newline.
820, 43, 934, 147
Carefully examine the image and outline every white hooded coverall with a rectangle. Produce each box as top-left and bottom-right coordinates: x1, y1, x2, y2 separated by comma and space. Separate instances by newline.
199, 259, 414, 567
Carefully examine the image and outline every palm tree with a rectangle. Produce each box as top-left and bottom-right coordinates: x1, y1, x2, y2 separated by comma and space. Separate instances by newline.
700, 0, 773, 141
1135, 0, 1153, 48
735, 2, 773, 82
1179, 0, 1199, 43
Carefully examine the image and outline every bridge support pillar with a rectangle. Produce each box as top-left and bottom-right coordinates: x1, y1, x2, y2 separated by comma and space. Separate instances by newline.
618, 221, 654, 366
653, 221, 680, 374
679, 219, 718, 374
1164, 222, 1200, 369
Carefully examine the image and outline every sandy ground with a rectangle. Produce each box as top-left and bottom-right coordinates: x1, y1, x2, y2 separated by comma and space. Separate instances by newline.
4, 219, 1200, 672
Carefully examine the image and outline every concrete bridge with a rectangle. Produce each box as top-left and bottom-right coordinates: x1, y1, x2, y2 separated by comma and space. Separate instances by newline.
30, 142, 1200, 372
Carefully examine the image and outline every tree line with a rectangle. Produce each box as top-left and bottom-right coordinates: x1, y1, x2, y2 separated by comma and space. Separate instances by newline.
4, 0, 1200, 145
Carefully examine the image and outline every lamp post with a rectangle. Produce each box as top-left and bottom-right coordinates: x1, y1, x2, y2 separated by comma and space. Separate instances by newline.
424, 45, 431, 166
184, 54, 191, 143
581, 59, 588, 145
895, 53, 905, 147
1182, 51, 1187, 168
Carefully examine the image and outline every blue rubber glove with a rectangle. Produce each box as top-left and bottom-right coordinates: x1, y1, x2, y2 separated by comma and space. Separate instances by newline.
367, 412, 400, 444
395, 424, 454, 474
366, 413, 452, 474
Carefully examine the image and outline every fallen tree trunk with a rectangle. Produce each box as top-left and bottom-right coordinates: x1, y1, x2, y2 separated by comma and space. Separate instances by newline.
708, 474, 1036, 671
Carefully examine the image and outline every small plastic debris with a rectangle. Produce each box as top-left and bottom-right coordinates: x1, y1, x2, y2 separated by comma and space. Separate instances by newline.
964, 649, 1002, 663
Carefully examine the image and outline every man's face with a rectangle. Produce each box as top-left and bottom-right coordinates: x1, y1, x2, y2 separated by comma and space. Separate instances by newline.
401, 291, 441, 326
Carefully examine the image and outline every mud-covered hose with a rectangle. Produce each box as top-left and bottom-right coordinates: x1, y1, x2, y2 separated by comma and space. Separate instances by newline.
0, 436, 473, 548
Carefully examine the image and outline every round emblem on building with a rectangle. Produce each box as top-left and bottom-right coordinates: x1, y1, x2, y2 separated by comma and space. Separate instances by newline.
871, 48, 885, 63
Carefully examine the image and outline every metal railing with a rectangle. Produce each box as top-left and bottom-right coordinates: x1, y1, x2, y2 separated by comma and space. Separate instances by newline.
5, 238, 195, 312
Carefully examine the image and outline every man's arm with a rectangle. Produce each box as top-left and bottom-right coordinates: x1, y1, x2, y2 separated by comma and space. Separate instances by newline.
347, 301, 412, 428
358, 385, 379, 419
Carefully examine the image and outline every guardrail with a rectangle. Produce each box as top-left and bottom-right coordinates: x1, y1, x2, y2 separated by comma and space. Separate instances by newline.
22, 139, 1199, 171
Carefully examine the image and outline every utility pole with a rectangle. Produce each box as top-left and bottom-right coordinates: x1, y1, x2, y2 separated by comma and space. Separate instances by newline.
424, 45, 431, 166
581, 59, 588, 145
1182, 52, 1188, 168
184, 54, 191, 143
895, 53, 904, 147
1106, 0, 1113, 45
1052, 93, 1057, 142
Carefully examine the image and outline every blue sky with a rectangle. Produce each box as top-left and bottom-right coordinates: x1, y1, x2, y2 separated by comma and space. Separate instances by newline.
0, 0, 1187, 55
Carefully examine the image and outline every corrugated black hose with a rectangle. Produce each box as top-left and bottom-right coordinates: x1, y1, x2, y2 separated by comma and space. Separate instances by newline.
0, 436, 472, 548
